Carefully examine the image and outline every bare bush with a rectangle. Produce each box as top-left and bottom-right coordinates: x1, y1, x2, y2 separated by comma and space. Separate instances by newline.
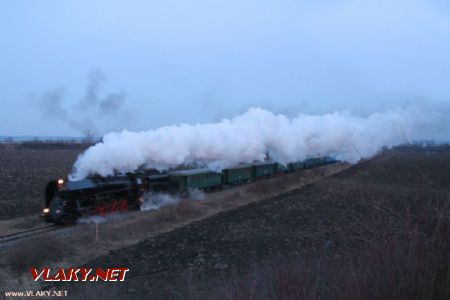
186, 219, 450, 300
184, 184, 450, 300
4, 234, 64, 275
153, 199, 203, 224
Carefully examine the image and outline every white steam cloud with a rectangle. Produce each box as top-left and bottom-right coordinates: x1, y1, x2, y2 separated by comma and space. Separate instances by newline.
140, 193, 180, 211
70, 106, 446, 180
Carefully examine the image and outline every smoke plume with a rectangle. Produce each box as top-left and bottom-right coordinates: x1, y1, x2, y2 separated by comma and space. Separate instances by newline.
69, 106, 447, 180
38, 69, 127, 136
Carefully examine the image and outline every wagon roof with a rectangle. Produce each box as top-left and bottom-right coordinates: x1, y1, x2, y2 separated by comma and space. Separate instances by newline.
225, 163, 254, 170
251, 160, 277, 166
169, 168, 220, 176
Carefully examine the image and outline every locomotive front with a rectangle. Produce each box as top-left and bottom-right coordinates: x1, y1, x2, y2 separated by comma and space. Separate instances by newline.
42, 174, 146, 224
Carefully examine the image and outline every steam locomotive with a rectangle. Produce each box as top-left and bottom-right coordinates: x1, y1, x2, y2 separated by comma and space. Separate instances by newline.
42, 157, 336, 224
42, 171, 175, 224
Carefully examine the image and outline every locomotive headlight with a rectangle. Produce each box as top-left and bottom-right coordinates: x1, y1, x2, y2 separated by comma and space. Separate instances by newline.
43, 208, 50, 214
57, 179, 64, 185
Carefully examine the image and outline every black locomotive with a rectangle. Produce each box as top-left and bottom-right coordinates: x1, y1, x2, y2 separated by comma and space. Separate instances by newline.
42, 171, 176, 224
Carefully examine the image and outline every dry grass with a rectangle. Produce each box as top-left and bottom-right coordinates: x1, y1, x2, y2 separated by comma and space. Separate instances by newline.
184, 170, 450, 300
2, 234, 65, 276
152, 199, 205, 224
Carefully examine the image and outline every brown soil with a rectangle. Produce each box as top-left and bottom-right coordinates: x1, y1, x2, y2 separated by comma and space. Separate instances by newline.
0, 162, 347, 293
67, 148, 450, 299
1, 146, 449, 300
0, 150, 81, 220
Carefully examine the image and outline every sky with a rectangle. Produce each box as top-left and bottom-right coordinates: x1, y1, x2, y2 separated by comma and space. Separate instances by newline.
1, 0, 449, 136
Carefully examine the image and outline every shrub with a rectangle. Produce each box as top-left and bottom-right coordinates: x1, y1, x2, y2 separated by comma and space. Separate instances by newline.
5, 234, 64, 275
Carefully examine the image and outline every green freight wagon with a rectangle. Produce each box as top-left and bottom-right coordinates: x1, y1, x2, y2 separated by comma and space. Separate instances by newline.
303, 158, 317, 168
315, 157, 329, 166
276, 163, 290, 173
169, 169, 222, 192
223, 164, 253, 184
304, 157, 327, 168
289, 161, 304, 171
325, 156, 337, 164
253, 161, 277, 178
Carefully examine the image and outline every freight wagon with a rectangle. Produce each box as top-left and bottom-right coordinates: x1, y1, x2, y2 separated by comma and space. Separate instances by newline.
167, 158, 334, 193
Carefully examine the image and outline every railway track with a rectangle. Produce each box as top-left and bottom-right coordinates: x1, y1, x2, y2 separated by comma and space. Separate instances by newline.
0, 225, 60, 244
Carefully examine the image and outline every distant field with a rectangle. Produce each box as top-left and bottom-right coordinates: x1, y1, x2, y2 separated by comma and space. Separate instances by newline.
0, 149, 81, 219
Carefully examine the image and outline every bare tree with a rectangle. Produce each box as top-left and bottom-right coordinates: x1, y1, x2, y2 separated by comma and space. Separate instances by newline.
83, 129, 96, 145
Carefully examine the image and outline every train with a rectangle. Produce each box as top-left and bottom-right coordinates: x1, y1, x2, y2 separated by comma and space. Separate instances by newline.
42, 157, 336, 224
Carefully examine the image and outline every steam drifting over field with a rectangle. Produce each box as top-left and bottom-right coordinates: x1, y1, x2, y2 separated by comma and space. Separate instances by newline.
70, 107, 445, 180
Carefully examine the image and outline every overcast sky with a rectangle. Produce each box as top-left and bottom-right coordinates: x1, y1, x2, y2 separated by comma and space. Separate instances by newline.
1, 0, 449, 136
